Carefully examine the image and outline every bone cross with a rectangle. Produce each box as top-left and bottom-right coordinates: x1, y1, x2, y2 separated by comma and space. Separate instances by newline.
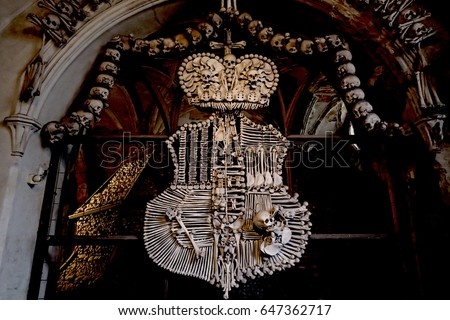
210, 28, 246, 52
166, 208, 203, 258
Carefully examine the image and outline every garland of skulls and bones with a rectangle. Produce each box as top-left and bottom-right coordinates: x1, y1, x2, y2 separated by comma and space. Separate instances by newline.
143, 28, 312, 299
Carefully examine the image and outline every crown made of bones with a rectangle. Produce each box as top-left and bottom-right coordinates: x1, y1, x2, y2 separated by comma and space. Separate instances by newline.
178, 32, 279, 111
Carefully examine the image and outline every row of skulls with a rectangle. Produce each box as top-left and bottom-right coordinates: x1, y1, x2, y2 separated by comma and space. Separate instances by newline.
27, 0, 436, 52
41, 5, 400, 145
42, 46, 121, 145
334, 49, 385, 132
104, 9, 351, 58
101, 8, 384, 129
233, 10, 387, 132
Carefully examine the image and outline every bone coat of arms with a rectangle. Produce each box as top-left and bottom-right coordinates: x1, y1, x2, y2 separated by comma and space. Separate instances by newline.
144, 7, 311, 300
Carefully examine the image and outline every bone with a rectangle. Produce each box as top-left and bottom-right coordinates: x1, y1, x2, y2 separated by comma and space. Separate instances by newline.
281, 244, 304, 258
188, 125, 199, 184
246, 148, 255, 188
390, 0, 414, 27
157, 239, 179, 267
150, 232, 175, 260
166, 209, 203, 258
213, 232, 220, 283
429, 78, 444, 107
422, 73, 434, 107
415, 71, 427, 108
399, 13, 431, 39
177, 248, 190, 274
178, 129, 187, 184
254, 146, 265, 189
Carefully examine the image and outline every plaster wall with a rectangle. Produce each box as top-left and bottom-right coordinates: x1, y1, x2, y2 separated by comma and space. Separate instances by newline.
0, 0, 184, 299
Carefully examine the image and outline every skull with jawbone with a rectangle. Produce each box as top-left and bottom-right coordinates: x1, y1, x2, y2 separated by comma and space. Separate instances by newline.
253, 210, 274, 230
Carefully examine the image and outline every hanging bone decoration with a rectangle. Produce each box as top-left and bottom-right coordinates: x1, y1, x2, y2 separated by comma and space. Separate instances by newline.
144, 3, 310, 300
28, 12, 68, 46
27, 0, 107, 46
405, 21, 445, 119
41, 42, 120, 144
19, 48, 46, 103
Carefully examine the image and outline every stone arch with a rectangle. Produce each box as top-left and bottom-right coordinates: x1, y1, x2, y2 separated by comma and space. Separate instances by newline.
39, 3, 407, 147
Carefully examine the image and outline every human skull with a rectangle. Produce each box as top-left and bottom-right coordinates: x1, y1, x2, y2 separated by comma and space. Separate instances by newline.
300, 39, 314, 55
201, 69, 212, 83
314, 37, 328, 53
258, 27, 273, 44
96, 74, 115, 89
105, 48, 121, 62
147, 38, 162, 56
247, 69, 259, 86
111, 34, 134, 51
84, 99, 104, 116
187, 28, 202, 45
412, 22, 428, 37
248, 20, 263, 36
337, 62, 356, 78
270, 33, 286, 51
352, 100, 373, 119
362, 112, 381, 131
237, 12, 252, 28
71, 110, 94, 128
162, 37, 175, 53
43, 14, 61, 30
65, 120, 80, 136
208, 12, 223, 29
42, 121, 66, 144
326, 34, 344, 49
340, 75, 361, 90
345, 88, 365, 105
57, 1, 74, 16
197, 22, 214, 38
174, 33, 190, 51
132, 39, 147, 53
224, 53, 236, 69
89, 86, 110, 100
334, 49, 352, 63
284, 37, 300, 54
253, 210, 274, 230
99, 61, 119, 75
402, 8, 417, 21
